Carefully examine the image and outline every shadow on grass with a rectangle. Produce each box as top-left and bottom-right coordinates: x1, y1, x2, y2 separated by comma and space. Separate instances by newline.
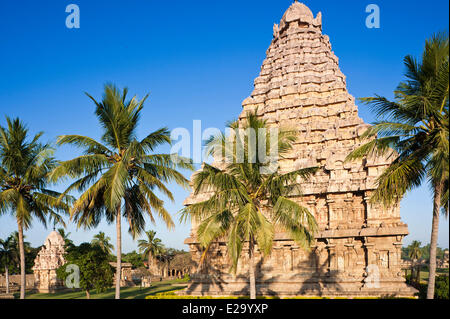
24, 279, 189, 299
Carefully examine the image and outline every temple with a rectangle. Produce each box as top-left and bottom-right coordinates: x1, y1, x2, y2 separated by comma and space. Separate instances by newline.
32, 231, 66, 293
182, 2, 417, 297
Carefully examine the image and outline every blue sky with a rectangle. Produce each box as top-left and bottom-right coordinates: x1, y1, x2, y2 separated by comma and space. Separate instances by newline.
0, 0, 448, 252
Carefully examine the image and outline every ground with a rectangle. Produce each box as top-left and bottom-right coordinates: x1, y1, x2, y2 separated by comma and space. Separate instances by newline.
404, 268, 449, 284
12, 269, 449, 299
22, 278, 188, 299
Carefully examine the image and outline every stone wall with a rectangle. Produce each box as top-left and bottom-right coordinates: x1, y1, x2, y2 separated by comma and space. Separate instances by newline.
0, 274, 35, 291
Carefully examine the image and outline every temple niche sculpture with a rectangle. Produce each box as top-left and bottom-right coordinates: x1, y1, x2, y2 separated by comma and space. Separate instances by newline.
183, 2, 417, 297
32, 231, 66, 293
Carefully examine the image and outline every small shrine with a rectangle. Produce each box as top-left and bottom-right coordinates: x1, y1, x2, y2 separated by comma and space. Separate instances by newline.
32, 231, 66, 293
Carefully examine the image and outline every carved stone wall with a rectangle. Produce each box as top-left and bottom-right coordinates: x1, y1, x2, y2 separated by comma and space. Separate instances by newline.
182, 2, 417, 297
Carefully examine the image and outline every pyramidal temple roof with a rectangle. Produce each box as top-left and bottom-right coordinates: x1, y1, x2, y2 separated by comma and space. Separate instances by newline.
279, 1, 321, 30
185, 2, 392, 207
44, 230, 65, 249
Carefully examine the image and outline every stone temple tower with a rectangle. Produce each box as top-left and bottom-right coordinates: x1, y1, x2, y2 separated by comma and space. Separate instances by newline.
183, 2, 417, 297
32, 231, 66, 293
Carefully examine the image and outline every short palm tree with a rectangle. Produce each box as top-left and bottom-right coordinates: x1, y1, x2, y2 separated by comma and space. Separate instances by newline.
180, 111, 318, 299
91, 231, 114, 255
408, 240, 422, 285
50, 84, 194, 299
10, 231, 32, 254
138, 230, 164, 273
346, 33, 449, 299
0, 235, 17, 294
0, 117, 70, 299
57, 227, 74, 248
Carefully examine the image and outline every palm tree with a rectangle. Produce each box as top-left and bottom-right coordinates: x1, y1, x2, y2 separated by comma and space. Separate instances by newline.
346, 33, 449, 299
180, 111, 318, 299
0, 235, 17, 294
138, 230, 164, 273
91, 231, 114, 255
57, 227, 74, 248
50, 84, 194, 299
0, 117, 71, 299
10, 231, 32, 254
408, 240, 423, 285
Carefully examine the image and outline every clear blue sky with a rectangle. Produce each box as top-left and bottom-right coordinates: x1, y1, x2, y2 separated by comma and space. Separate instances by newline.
0, 0, 448, 252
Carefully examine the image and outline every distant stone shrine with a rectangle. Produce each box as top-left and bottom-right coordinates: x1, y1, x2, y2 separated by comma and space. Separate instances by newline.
109, 262, 134, 287
32, 231, 66, 293
183, 2, 417, 297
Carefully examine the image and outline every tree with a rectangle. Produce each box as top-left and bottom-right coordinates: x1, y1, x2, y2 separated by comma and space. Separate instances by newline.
8, 231, 39, 275
50, 84, 194, 299
57, 243, 114, 299
122, 251, 145, 269
180, 111, 318, 299
0, 117, 71, 299
10, 231, 32, 256
434, 275, 449, 299
91, 231, 114, 255
57, 227, 74, 249
138, 230, 164, 273
408, 240, 422, 285
346, 33, 448, 299
0, 235, 17, 294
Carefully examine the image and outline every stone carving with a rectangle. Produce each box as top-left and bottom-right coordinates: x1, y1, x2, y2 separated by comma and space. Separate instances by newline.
273, 24, 279, 39
32, 231, 66, 293
182, 2, 418, 298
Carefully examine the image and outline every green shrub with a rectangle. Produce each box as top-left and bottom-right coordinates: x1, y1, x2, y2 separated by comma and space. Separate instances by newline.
416, 275, 449, 299
145, 292, 281, 299
435, 276, 449, 299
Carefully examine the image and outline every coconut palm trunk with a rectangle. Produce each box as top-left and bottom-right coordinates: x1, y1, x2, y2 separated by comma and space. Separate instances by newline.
5, 265, 9, 294
427, 180, 444, 299
17, 221, 26, 299
248, 238, 256, 300
115, 206, 122, 300
416, 264, 421, 285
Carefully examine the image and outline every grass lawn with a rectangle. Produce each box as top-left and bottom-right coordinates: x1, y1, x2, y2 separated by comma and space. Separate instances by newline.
23, 278, 188, 299
404, 268, 449, 284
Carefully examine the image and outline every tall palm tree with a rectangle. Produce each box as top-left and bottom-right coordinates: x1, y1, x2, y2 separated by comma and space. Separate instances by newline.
138, 230, 164, 273
180, 111, 318, 299
91, 231, 114, 255
0, 235, 17, 294
346, 33, 449, 299
0, 117, 70, 299
50, 84, 194, 299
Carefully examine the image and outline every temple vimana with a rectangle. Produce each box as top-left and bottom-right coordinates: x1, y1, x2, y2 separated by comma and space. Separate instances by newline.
183, 2, 417, 297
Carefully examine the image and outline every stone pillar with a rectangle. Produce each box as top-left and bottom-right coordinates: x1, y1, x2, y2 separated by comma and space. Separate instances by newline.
393, 240, 404, 278
326, 198, 335, 229
291, 246, 300, 270
364, 195, 375, 227
344, 243, 355, 276
326, 243, 336, 274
